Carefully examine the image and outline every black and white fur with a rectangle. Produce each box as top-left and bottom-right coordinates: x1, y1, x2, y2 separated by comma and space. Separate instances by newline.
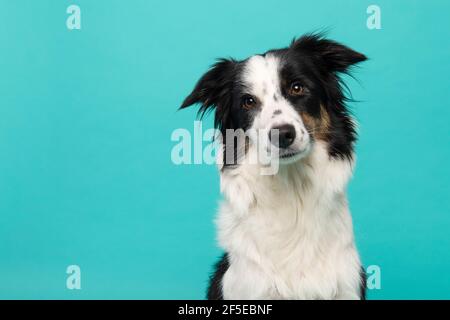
181, 34, 367, 300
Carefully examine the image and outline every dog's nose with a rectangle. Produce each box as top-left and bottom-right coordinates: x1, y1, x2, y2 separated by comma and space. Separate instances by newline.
269, 124, 296, 149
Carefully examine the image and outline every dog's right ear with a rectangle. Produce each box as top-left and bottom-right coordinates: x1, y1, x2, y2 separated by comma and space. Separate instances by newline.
180, 59, 237, 128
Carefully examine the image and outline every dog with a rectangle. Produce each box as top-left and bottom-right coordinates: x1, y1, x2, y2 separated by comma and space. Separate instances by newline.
180, 33, 367, 300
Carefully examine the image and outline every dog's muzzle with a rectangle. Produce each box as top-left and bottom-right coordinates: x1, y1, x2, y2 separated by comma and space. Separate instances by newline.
268, 124, 296, 149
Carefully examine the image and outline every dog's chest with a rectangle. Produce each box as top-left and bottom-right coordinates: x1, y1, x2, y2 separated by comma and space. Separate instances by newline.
220, 190, 355, 299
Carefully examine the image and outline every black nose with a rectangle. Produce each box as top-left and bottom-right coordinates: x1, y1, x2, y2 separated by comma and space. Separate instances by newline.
269, 124, 296, 149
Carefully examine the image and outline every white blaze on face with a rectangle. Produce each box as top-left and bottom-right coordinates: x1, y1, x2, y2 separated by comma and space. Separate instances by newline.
241, 54, 311, 162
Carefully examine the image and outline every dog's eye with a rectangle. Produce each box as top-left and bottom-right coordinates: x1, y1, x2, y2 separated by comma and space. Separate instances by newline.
288, 82, 306, 96
241, 95, 257, 110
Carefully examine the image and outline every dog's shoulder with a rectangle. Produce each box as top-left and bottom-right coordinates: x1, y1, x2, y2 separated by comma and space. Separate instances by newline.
206, 253, 229, 300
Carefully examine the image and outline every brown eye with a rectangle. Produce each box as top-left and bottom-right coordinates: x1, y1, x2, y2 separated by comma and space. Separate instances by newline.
242, 95, 257, 109
289, 82, 306, 96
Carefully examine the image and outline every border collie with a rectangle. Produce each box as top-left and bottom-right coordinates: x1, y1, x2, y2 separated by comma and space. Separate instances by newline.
180, 33, 367, 300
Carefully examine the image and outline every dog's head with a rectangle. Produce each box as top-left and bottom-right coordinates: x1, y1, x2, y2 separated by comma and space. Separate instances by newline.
181, 34, 367, 167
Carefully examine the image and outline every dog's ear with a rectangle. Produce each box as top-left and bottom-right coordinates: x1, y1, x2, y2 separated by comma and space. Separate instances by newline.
291, 33, 367, 73
180, 59, 237, 129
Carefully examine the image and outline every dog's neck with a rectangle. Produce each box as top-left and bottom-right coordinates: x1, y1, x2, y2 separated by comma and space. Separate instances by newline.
216, 141, 359, 299
219, 141, 354, 217
217, 141, 355, 264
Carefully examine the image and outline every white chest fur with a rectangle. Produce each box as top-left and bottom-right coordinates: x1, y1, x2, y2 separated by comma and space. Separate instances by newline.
216, 142, 362, 299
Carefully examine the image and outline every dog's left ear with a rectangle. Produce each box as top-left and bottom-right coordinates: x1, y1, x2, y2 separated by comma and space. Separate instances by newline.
180, 59, 237, 129
292, 34, 367, 73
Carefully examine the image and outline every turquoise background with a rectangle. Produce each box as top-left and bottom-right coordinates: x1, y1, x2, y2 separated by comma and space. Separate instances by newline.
0, 0, 449, 299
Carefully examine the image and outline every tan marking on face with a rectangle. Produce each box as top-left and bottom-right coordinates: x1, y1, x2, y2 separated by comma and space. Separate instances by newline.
300, 105, 330, 141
